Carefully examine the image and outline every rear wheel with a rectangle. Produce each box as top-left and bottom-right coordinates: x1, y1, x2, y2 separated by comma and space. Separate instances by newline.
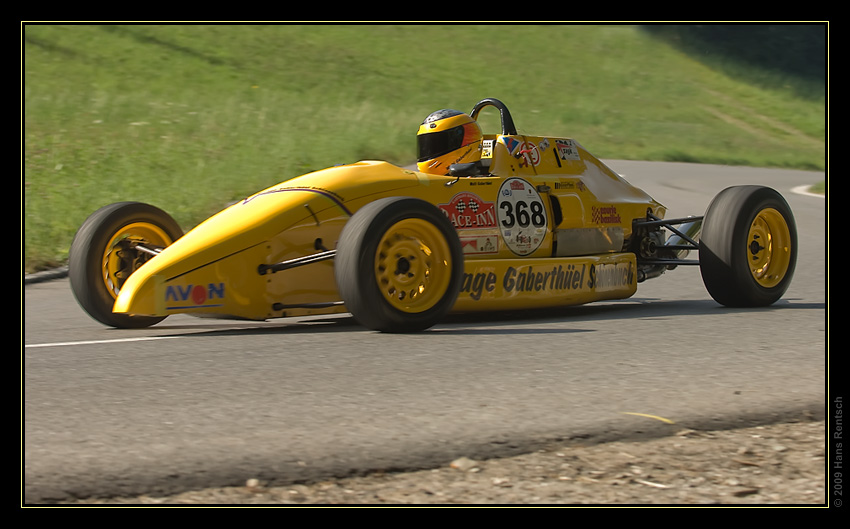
335, 197, 463, 332
69, 202, 183, 328
699, 186, 797, 307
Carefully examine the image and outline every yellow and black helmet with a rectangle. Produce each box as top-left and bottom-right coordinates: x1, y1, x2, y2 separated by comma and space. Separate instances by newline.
416, 109, 483, 175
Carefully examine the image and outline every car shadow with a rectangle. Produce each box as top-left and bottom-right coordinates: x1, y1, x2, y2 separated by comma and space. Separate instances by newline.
463, 296, 821, 322
152, 297, 823, 338
431, 297, 823, 334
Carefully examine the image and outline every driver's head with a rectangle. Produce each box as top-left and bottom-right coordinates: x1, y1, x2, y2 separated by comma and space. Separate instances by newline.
417, 109, 482, 175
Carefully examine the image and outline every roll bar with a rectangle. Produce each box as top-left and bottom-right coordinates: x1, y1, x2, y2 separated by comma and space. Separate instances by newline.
469, 98, 518, 136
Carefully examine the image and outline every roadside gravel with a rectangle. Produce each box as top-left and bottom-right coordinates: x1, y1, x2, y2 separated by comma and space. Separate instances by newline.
54, 419, 827, 506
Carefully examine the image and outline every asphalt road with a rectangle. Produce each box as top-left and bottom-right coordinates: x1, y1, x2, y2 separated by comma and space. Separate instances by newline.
23, 161, 827, 503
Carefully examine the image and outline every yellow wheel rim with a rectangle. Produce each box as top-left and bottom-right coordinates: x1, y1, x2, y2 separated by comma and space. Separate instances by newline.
747, 208, 792, 288
101, 222, 174, 298
374, 218, 453, 314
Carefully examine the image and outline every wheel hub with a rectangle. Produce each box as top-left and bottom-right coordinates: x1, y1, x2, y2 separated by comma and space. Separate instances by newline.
101, 223, 173, 298
747, 208, 792, 289
375, 219, 451, 313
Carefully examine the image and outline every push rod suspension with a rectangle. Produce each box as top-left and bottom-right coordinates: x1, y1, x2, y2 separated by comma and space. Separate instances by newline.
258, 250, 337, 275
635, 213, 703, 249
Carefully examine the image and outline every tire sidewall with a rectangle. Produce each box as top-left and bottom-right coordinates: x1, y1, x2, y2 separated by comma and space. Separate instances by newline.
336, 197, 463, 332
699, 186, 797, 307
69, 202, 182, 328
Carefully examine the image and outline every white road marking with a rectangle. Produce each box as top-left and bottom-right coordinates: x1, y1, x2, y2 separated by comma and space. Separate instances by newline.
24, 336, 179, 349
791, 185, 825, 198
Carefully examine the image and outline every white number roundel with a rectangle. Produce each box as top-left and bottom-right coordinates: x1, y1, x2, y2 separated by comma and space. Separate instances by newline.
497, 178, 547, 256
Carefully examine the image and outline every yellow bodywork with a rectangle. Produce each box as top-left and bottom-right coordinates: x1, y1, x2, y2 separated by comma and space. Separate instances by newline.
113, 133, 664, 320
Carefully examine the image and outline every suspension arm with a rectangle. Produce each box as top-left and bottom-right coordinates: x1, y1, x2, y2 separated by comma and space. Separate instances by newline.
258, 250, 337, 275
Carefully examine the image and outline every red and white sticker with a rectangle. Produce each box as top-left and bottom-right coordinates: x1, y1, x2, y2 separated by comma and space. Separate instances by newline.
438, 192, 497, 230
517, 141, 540, 167
459, 235, 499, 255
555, 139, 581, 161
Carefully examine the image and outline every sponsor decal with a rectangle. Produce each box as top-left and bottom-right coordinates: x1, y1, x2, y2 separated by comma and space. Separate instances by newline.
165, 283, 225, 308
591, 205, 622, 224
555, 139, 581, 161
438, 192, 497, 229
504, 264, 588, 294
591, 262, 635, 292
460, 270, 498, 301
517, 141, 540, 167
502, 137, 521, 156
481, 139, 494, 158
555, 180, 587, 192
497, 178, 548, 256
459, 235, 499, 255
459, 261, 635, 301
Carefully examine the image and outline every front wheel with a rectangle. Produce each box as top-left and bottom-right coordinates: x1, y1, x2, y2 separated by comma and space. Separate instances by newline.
699, 186, 797, 307
69, 202, 183, 328
335, 197, 463, 332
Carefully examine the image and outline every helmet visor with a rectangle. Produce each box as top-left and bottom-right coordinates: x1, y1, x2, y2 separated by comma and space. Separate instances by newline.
417, 126, 466, 162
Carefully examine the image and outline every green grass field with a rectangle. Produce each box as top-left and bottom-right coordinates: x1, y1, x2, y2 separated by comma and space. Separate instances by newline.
23, 24, 826, 273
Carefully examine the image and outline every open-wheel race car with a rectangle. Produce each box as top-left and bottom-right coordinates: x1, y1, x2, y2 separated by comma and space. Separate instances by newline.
69, 98, 797, 332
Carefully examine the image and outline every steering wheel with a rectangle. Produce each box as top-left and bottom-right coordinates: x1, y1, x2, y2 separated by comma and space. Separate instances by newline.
469, 98, 518, 136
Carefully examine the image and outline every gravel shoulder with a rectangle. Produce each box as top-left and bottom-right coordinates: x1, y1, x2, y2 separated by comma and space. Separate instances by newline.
51, 419, 828, 506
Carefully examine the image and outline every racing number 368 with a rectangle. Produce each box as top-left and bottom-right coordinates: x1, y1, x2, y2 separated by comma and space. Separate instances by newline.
497, 178, 549, 256
499, 200, 545, 229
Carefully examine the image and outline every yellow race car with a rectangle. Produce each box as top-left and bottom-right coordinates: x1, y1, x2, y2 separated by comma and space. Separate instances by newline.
69, 98, 797, 332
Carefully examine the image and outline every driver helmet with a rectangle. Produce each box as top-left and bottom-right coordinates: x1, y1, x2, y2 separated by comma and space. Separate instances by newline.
416, 109, 483, 175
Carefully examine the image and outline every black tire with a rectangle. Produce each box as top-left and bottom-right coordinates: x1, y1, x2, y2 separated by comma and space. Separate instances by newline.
335, 197, 463, 332
69, 202, 183, 328
699, 186, 797, 307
